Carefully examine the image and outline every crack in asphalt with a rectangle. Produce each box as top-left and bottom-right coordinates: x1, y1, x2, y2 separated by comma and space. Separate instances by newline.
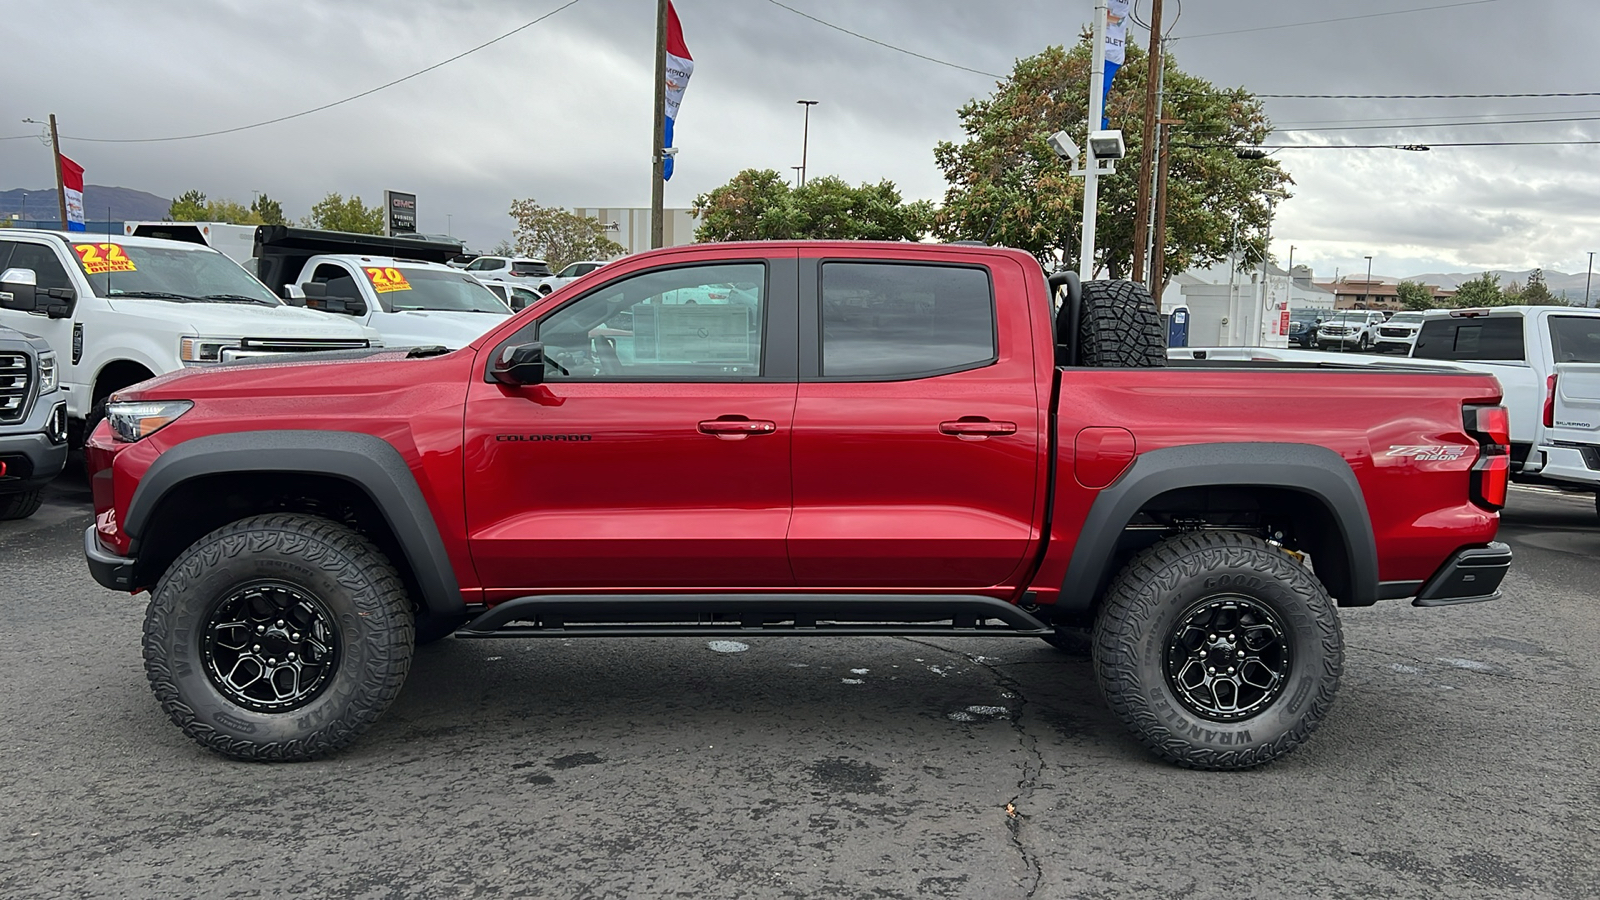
899, 637, 1045, 898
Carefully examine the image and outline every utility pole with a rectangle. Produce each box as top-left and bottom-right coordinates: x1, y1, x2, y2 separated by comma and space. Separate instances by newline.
1587, 252, 1594, 307
1148, 116, 1180, 296
1129, 0, 1164, 285
1363, 255, 1373, 309
1079, 0, 1109, 282
49, 114, 67, 229
797, 100, 819, 187
650, 0, 668, 249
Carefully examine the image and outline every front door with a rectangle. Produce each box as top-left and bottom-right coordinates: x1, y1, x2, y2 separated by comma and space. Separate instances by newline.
787, 254, 1044, 589
464, 254, 798, 595
0, 238, 85, 411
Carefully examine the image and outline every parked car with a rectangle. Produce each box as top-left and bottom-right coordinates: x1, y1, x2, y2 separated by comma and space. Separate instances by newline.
536, 259, 609, 296
1373, 311, 1427, 353
482, 281, 542, 311
1286, 309, 1325, 348
87, 241, 1512, 771
1316, 310, 1386, 351
1412, 306, 1600, 516
463, 256, 553, 286
0, 320, 67, 519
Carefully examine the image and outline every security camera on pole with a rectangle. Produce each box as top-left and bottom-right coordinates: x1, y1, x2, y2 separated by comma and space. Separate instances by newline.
1049, 0, 1128, 281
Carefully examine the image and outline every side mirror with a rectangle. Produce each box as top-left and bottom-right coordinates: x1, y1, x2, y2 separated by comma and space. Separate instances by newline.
0, 267, 39, 313
301, 282, 368, 316
490, 342, 547, 387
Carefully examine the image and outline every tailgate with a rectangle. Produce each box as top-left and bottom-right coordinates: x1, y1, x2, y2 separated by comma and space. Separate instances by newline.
1551, 362, 1600, 446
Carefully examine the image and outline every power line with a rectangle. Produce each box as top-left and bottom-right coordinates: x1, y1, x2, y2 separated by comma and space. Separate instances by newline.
1183, 111, 1600, 135
1174, 0, 1500, 40
1258, 139, 1600, 149
50, 0, 586, 144
761, 0, 1005, 79
1262, 90, 1600, 99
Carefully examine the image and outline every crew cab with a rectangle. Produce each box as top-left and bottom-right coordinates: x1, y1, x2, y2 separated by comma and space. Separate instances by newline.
252, 226, 512, 349
0, 319, 68, 519
1413, 306, 1600, 516
84, 241, 1513, 770
0, 230, 381, 444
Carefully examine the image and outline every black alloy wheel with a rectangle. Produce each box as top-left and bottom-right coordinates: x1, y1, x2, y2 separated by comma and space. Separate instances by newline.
201, 581, 340, 712
1163, 596, 1291, 721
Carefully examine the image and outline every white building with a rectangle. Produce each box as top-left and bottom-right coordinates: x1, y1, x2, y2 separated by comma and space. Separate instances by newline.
572, 207, 698, 256
1169, 262, 1334, 348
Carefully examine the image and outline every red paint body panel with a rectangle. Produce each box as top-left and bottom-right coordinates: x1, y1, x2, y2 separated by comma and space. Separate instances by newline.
85, 240, 1504, 611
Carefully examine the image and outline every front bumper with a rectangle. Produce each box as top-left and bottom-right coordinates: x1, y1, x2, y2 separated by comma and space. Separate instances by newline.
1412, 542, 1513, 607
0, 409, 70, 493
85, 525, 137, 592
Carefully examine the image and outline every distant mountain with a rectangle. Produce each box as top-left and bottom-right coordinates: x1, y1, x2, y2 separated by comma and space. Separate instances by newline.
0, 185, 170, 223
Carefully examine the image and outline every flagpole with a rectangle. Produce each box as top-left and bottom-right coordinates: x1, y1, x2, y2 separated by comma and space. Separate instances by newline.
650, 0, 668, 250
50, 114, 68, 229
1079, 0, 1108, 281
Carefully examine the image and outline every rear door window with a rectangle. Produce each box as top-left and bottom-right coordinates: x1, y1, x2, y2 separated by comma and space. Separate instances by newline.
1549, 316, 1600, 363
1412, 315, 1526, 361
818, 262, 996, 379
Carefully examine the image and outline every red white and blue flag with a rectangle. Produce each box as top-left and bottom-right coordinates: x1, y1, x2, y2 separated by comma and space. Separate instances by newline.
1102, 0, 1130, 129
662, 1, 693, 181
60, 154, 85, 231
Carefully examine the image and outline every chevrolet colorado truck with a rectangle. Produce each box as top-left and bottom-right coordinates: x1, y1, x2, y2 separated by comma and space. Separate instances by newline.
0, 319, 68, 519
83, 241, 1514, 769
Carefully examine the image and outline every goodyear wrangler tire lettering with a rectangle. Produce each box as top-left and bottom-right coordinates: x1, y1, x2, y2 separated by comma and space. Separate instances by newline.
1092, 531, 1343, 770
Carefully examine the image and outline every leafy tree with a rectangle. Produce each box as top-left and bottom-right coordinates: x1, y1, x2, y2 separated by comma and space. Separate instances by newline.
1396, 280, 1435, 311
488, 239, 517, 257
251, 193, 286, 226
508, 199, 625, 270
1518, 268, 1564, 306
691, 169, 933, 242
1453, 272, 1504, 308
168, 189, 208, 221
933, 39, 1290, 292
301, 193, 384, 234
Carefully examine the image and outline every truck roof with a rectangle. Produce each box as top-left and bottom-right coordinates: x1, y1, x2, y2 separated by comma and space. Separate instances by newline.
0, 228, 223, 252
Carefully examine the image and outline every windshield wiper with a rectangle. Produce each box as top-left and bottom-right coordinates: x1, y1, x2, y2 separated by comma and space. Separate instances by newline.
109, 290, 201, 302
201, 294, 278, 306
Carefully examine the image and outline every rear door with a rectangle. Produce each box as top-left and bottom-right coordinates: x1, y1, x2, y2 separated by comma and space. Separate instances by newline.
787, 251, 1042, 588
1547, 313, 1600, 454
463, 250, 799, 594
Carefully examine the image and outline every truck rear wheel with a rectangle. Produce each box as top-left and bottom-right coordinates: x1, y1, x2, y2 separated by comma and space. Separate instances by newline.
1092, 531, 1343, 770
142, 513, 414, 761
1078, 279, 1167, 368
0, 489, 44, 521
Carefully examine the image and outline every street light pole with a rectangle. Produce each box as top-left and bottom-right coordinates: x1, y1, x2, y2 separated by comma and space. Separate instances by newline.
790, 165, 803, 188
1363, 255, 1373, 309
1078, 0, 1110, 282
796, 100, 818, 187
1587, 252, 1594, 308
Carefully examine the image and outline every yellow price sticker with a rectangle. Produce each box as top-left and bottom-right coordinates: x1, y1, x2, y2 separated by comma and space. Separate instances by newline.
74, 243, 137, 275
365, 267, 412, 293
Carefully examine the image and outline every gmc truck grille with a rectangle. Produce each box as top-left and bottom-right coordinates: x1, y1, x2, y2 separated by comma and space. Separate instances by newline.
221, 338, 370, 362
1379, 327, 1410, 338
0, 352, 32, 424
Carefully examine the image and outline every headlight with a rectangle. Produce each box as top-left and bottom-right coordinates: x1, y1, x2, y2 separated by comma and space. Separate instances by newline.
179, 336, 240, 365
37, 351, 57, 393
105, 400, 193, 442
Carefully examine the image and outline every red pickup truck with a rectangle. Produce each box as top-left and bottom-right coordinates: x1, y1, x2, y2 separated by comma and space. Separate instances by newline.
84, 241, 1512, 769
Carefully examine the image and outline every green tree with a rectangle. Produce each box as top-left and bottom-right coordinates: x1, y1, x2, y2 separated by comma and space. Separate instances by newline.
1396, 280, 1435, 311
933, 39, 1290, 292
168, 189, 209, 221
251, 193, 286, 226
1518, 268, 1564, 306
691, 169, 933, 242
508, 199, 625, 270
1453, 272, 1504, 308
300, 192, 385, 234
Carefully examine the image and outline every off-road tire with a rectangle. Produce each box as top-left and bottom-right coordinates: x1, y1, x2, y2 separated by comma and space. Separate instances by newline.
0, 490, 44, 521
143, 514, 415, 761
1093, 531, 1343, 770
1079, 279, 1167, 367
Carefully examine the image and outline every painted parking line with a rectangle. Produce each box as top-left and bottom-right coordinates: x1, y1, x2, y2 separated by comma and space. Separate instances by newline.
1509, 485, 1594, 501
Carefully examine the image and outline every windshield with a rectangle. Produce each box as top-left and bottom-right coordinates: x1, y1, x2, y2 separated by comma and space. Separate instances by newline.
1386, 313, 1424, 324
374, 268, 510, 314
73, 242, 280, 305
1325, 313, 1369, 324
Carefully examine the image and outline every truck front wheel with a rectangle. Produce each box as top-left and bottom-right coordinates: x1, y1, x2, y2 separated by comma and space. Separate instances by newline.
142, 514, 415, 761
1093, 531, 1343, 770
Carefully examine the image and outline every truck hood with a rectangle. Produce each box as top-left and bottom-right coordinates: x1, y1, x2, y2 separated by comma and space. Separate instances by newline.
374, 309, 511, 350
105, 297, 375, 340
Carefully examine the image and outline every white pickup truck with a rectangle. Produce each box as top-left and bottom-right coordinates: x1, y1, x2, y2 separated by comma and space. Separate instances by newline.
1412, 307, 1600, 512
252, 227, 512, 349
0, 230, 381, 443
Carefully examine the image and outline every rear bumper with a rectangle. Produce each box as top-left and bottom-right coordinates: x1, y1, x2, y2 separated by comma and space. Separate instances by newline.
1412, 542, 1512, 607
84, 525, 137, 592
1535, 444, 1600, 488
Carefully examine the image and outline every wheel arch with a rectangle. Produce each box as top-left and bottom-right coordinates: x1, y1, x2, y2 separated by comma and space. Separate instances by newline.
1058, 442, 1378, 614
123, 430, 464, 618
91, 358, 159, 406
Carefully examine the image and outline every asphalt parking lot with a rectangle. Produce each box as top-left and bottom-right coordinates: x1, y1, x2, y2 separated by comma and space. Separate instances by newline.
2, 473, 1596, 899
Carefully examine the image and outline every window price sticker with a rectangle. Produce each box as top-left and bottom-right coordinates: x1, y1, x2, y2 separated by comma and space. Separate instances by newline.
73, 243, 137, 274
365, 267, 412, 293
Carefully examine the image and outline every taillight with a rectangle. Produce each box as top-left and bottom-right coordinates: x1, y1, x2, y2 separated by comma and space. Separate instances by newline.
1543, 374, 1558, 428
1465, 404, 1510, 511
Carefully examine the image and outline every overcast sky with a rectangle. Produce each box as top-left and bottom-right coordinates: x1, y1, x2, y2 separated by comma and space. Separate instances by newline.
6, 0, 1597, 281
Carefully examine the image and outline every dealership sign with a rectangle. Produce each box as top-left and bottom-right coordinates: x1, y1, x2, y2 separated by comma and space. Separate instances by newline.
385, 190, 417, 236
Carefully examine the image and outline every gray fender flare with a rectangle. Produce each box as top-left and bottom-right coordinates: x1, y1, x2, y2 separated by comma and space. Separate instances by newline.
124, 430, 464, 617
1058, 442, 1378, 612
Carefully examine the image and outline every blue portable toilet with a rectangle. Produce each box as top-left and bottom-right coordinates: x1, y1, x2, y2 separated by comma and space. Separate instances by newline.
1166, 305, 1190, 348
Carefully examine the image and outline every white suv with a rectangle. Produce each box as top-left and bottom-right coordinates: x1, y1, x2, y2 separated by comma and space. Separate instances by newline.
463, 256, 553, 288
1316, 310, 1386, 351
1372, 311, 1427, 354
